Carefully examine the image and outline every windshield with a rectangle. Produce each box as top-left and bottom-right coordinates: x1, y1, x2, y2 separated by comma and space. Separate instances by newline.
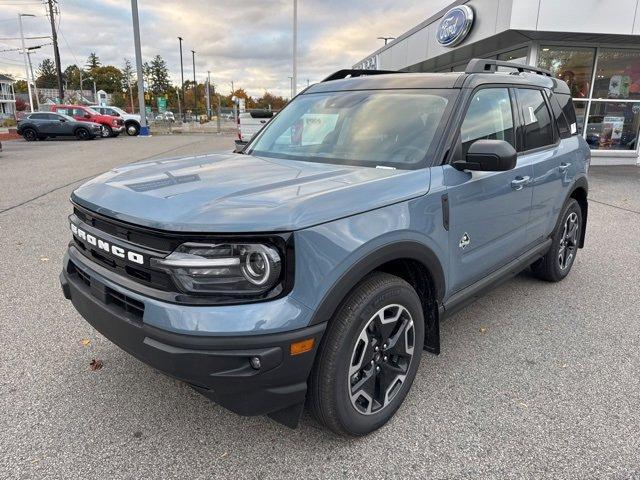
85, 107, 100, 115
248, 89, 455, 169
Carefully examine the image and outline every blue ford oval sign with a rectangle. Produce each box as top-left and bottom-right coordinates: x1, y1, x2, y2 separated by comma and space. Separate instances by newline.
437, 5, 474, 47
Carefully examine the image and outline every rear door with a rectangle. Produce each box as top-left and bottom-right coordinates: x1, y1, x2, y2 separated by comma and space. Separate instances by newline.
443, 86, 534, 294
515, 88, 574, 245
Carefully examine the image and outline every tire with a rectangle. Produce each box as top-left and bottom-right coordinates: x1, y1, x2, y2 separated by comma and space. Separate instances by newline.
22, 128, 38, 142
100, 124, 113, 138
308, 272, 424, 436
75, 128, 91, 140
126, 122, 140, 136
531, 198, 582, 282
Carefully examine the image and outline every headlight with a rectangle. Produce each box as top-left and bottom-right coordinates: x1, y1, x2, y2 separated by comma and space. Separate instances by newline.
112, 119, 118, 126
151, 242, 282, 296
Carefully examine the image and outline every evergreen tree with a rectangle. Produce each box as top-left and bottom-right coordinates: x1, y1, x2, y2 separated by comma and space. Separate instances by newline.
36, 59, 58, 88
86, 52, 101, 71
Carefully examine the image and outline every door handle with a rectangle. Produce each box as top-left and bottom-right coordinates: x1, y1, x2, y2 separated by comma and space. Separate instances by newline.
559, 162, 571, 173
510, 176, 530, 191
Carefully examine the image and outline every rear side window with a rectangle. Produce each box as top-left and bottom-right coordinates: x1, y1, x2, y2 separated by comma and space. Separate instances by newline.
516, 88, 554, 150
56, 108, 69, 115
548, 91, 577, 139
460, 88, 515, 156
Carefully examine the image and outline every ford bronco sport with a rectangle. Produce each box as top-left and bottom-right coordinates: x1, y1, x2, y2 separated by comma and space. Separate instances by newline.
60, 59, 589, 436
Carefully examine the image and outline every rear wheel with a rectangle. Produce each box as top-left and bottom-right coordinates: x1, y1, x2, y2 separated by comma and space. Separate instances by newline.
126, 122, 140, 136
531, 198, 582, 282
100, 125, 113, 138
75, 127, 90, 140
308, 272, 424, 436
22, 128, 37, 141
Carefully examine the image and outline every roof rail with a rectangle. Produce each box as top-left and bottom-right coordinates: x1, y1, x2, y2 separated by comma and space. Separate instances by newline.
321, 69, 401, 82
465, 58, 552, 77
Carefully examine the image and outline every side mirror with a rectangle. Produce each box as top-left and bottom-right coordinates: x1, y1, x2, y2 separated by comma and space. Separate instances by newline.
84, 114, 91, 119
453, 139, 517, 172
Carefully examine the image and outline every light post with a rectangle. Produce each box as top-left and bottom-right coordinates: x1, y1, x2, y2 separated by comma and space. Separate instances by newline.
26, 47, 40, 111
377, 36, 395, 45
130, 0, 149, 136
191, 50, 196, 120
18, 14, 35, 112
292, 0, 297, 98
178, 36, 185, 122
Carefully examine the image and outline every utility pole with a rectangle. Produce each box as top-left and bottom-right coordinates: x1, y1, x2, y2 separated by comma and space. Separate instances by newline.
178, 37, 185, 122
191, 50, 196, 119
46, 0, 64, 101
131, 0, 148, 136
292, 0, 298, 98
18, 14, 34, 112
206, 70, 211, 119
26, 50, 40, 111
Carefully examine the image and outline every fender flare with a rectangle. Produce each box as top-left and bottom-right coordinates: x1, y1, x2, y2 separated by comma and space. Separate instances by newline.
308, 240, 445, 327
564, 175, 589, 248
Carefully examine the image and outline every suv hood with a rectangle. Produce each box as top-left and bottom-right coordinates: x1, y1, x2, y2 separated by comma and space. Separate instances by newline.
71, 153, 430, 232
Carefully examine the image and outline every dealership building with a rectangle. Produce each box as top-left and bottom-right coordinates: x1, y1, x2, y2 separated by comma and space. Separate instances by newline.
355, 0, 640, 165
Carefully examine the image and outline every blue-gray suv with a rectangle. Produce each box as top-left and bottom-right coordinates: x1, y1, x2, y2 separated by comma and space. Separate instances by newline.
60, 59, 590, 436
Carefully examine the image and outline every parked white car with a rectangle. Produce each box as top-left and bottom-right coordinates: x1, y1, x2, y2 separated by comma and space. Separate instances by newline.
155, 111, 176, 122
90, 105, 142, 136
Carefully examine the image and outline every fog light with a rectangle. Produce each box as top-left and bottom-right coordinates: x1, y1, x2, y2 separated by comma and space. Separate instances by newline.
249, 356, 261, 370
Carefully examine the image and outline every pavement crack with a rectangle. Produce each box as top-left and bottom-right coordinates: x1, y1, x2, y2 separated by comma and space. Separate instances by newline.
589, 198, 640, 215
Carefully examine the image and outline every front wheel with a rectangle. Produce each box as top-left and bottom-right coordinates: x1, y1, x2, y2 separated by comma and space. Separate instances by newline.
531, 198, 582, 282
100, 125, 113, 138
75, 128, 91, 140
308, 272, 424, 436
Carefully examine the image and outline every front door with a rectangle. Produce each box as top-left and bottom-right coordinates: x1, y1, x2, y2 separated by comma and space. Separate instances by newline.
443, 87, 534, 294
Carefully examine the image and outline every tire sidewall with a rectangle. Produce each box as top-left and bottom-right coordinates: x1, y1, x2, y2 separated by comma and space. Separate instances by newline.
101, 125, 112, 138
330, 280, 425, 435
549, 199, 582, 280
23, 128, 37, 141
126, 122, 140, 136
76, 128, 89, 140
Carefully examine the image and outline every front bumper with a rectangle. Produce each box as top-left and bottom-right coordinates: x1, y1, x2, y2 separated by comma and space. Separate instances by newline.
113, 124, 125, 134
60, 253, 325, 417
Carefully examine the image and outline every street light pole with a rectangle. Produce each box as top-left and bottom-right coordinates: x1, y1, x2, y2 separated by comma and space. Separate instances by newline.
18, 14, 35, 113
46, 0, 64, 101
206, 70, 211, 119
178, 36, 185, 122
191, 50, 196, 119
292, 0, 297, 98
130, 0, 149, 136
26, 50, 40, 111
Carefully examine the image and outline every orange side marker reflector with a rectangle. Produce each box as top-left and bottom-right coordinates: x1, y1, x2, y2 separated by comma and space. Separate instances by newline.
290, 338, 315, 356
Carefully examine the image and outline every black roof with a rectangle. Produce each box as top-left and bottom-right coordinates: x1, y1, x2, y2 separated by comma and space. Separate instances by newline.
307, 59, 570, 95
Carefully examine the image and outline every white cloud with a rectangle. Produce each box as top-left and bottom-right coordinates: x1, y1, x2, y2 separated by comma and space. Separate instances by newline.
0, 0, 451, 97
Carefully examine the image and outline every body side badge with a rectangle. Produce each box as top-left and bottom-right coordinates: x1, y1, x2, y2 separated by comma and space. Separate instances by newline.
459, 232, 471, 249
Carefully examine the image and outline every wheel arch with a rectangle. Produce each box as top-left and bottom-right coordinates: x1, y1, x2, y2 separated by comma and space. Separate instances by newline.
308, 241, 445, 354
568, 176, 588, 248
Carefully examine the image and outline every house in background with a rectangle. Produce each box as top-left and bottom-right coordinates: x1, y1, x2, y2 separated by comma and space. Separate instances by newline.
0, 74, 16, 119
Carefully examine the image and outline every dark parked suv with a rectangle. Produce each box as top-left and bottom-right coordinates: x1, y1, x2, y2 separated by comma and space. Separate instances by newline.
60, 59, 589, 435
17, 112, 102, 141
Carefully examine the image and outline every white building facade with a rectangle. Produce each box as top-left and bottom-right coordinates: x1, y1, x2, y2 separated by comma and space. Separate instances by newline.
355, 0, 640, 165
0, 74, 16, 119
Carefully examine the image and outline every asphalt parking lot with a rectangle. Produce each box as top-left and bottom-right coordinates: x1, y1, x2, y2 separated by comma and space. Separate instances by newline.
1, 136, 638, 479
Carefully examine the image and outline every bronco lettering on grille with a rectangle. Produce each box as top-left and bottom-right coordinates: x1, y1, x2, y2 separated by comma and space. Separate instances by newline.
70, 223, 144, 265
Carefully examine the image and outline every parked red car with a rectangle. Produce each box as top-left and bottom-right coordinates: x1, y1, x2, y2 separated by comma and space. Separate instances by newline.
50, 105, 125, 138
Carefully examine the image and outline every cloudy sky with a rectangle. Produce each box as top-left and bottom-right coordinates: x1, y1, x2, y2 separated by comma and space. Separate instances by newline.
0, 0, 450, 97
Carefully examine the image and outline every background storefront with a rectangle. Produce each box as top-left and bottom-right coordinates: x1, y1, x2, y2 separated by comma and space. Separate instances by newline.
355, 0, 640, 165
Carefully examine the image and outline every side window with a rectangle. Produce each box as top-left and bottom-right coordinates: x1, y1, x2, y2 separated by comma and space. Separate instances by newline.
460, 88, 515, 157
72, 108, 86, 117
29, 113, 48, 120
56, 108, 68, 115
516, 88, 555, 150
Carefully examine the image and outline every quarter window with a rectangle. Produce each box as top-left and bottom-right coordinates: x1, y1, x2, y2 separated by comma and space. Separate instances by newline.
516, 89, 554, 150
460, 88, 515, 156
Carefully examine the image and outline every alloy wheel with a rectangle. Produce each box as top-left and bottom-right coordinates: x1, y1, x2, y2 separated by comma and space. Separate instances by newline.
100, 125, 111, 138
348, 304, 415, 415
558, 211, 579, 270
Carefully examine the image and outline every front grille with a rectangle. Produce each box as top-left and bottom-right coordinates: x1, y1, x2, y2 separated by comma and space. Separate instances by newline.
68, 260, 145, 320
105, 287, 145, 319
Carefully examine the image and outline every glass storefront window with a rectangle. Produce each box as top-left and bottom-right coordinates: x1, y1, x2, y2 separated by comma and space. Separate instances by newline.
585, 102, 640, 150
497, 47, 529, 72
592, 48, 640, 100
538, 46, 595, 99
573, 101, 588, 134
